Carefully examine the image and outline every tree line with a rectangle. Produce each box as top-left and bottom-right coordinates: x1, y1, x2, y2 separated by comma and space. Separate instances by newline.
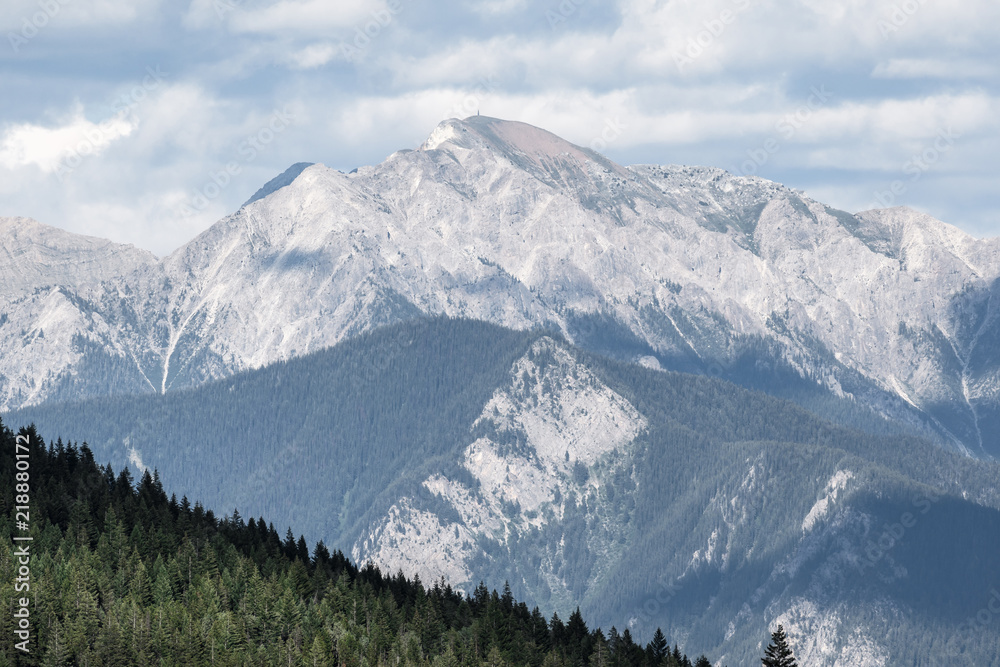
0, 420, 728, 666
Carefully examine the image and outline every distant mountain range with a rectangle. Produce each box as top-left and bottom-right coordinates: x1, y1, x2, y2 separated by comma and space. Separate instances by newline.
4, 116, 1000, 665
3, 116, 1000, 456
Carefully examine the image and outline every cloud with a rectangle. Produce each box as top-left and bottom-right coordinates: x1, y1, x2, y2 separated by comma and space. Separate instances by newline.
0, 107, 136, 173
472, 0, 531, 15
2, 0, 999, 256
230, 0, 393, 35
183, 0, 389, 32
285, 43, 340, 69
0, 0, 160, 31
872, 58, 997, 80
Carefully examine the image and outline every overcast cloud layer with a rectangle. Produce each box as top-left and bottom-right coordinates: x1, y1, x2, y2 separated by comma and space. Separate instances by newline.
1, 0, 997, 256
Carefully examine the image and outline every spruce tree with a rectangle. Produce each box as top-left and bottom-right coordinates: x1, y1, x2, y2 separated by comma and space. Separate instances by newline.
42, 622, 70, 667
762, 625, 797, 667
651, 627, 668, 661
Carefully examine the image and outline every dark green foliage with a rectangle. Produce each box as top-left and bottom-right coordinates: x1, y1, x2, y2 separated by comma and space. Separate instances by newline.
0, 418, 703, 666
761, 625, 797, 667
650, 627, 668, 661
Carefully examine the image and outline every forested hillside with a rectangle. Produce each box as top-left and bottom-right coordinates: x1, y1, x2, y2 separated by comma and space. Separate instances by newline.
0, 419, 711, 666
8, 318, 1000, 664
7, 319, 538, 553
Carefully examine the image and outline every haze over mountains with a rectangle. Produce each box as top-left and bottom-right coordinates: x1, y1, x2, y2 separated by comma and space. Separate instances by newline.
4, 116, 1000, 665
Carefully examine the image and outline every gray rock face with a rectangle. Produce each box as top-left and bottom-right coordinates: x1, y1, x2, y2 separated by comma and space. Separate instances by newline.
353, 336, 646, 597
0, 217, 158, 407
2, 116, 999, 455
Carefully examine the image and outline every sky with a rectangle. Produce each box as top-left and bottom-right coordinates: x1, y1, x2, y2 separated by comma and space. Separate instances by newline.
0, 0, 997, 257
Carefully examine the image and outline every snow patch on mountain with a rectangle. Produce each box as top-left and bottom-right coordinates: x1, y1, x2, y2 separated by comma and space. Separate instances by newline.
473, 338, 646, 467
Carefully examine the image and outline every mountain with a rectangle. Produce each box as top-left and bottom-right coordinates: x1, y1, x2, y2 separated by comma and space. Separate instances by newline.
242, 161, 315, 207
0, 217, 158, 409
2, 116, 999, 457
0, 419, 713, 667
10, 317, 1000, 666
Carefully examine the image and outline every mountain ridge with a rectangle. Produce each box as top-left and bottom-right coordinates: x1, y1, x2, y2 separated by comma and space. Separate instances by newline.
2, 116, 999, 456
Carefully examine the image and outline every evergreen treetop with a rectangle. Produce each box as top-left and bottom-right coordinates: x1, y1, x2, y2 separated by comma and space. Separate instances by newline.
762, 624, 798, 667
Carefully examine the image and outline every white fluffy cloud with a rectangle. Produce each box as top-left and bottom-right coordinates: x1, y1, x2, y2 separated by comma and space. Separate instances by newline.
286, 43, 341, 69
0, 108, 136, 173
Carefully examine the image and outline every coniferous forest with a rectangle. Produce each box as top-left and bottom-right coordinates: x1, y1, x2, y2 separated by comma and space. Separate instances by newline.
0, 419, 713, 666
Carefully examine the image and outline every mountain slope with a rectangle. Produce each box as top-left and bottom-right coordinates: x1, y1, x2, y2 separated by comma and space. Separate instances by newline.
0, 217, 159, 408
2, 117, 999, 456
9, 317, 1000, 666
1, 419, 714, 667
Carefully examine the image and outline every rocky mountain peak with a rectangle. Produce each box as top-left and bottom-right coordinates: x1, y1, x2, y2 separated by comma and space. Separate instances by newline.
419, 116, 631, 188
2, 117, 1000, 456
0, 216, 156, 296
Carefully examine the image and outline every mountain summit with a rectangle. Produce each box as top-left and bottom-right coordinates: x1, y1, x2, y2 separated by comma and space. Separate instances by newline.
2, 116, 1000, 455
6, 117, 1000, 666
420, 115, 627, 177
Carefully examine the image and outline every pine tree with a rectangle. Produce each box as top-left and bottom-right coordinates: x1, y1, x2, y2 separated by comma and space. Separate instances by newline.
288, 558, 312, 600
129, 559, 154, 606
762, 625, 797, 667
152, 556, 175, 605
651, 627, 669, 661
295, 534, 310, 563
283, 527, 298, 560
309, 630, 334, 667
65, 585, 99, 656
591, 629, 610, 667
531, 606, 551, 653
42, 621, 70, 667
484, 644, 508, 667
